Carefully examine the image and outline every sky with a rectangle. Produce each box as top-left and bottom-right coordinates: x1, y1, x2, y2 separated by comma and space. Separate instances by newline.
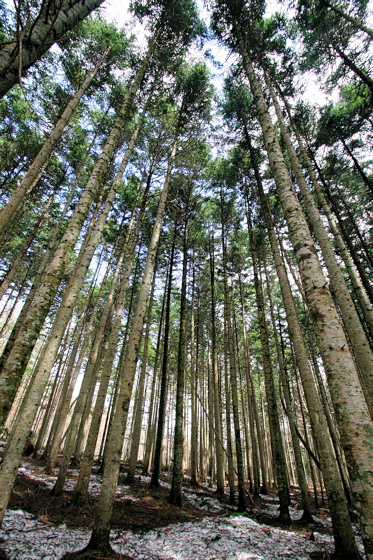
100, 0, 339, 105
3, 0, 372, 106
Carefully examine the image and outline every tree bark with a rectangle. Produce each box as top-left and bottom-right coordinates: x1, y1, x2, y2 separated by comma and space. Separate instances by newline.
233, 31, 370, 555
87, 129, 179, 552
0, 49, 108, 235
0, 0, 105, 97
267, 77, 373, 410
168, 219, 189, 507
150, 232, 176, 489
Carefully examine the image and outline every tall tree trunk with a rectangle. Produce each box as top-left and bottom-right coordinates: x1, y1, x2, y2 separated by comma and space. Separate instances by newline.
0, 49, 109, 235
264, 261, 313, 521
190, 273, 198, 488
223, 331, 236, 505
150, 232, 176, 489
0, 0, 105, 97
142, 291, 165, 476
168, 218, 189, 506
219, 190, 248, 508
127, 272, 156, 483
246, 206, 291, 522
86, 128, 179, 552
267, 77, 373, 409
237, 35, 373, 555
209, 239, 225, 495
341, 140, 373, 195
239, 276, 261, 496
330, 41, 373, 94
323, 0, 373, 39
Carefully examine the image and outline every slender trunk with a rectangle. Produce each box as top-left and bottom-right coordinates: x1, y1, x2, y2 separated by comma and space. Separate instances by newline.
264, 263, 312, 521
223, 334, 236, 505
209, 240, 225, 495
127, 273, 156, 483
168, 219, 189, 506
323, 0, 373, 39
142, 289, 165, 476
87, 128, 179, 551
190, 275, 198, 487
267, 78, 373, 410
331, 41, 373, 93
247, 132, 359, 556
0, 50, 108, 235
0, 0, 105, 97
247, 208, 290, 522
150, 233, 176, 489
239, 276, 261, 496
223, 277, 246, 511
341, 140, 373, 196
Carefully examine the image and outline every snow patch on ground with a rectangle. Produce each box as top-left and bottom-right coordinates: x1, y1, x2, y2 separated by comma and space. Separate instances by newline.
112, 515, 333, 559
0, 463, 365, 560
0, 509, 90, 560
0, 508, 334, 560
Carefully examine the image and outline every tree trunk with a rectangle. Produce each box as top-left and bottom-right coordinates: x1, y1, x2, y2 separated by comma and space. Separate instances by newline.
341, 140, 373, 196
222, 312, 236, 504
264, 262, 313, 521
246, 207, 291, 522
168, 218, 189, 506
267, 77, 373, 410
150, 232, 176, 489
323, 0, 373, 40
209, 240, 225, 495
239, 276, 261, 496
236, 46, 366, 554
331, 41, 373, 94
0, 49, 108, 235
127, 273, 156, 483
189, 273, 198, 488
142, 292, 165, 476
0, 0, 105, 97
87, 129, 179, 552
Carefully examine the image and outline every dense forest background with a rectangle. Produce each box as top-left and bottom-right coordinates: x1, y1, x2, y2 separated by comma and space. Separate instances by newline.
0, 0, 372, 558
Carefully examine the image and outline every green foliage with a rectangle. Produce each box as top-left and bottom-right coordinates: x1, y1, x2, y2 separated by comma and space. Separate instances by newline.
131, 0, 206, 44
58, 15, 132, 91
316, 83, 372, 145
0, 0, 11, 43
175, 62, 214, 130
211, 0, 287, 61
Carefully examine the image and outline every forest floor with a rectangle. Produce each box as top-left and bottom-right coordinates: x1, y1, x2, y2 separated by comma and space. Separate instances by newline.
0, 456, 366, 560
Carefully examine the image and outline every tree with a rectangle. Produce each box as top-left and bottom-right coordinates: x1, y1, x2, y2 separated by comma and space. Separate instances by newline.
211, 1, 372, 557
0, 0, 105, 97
